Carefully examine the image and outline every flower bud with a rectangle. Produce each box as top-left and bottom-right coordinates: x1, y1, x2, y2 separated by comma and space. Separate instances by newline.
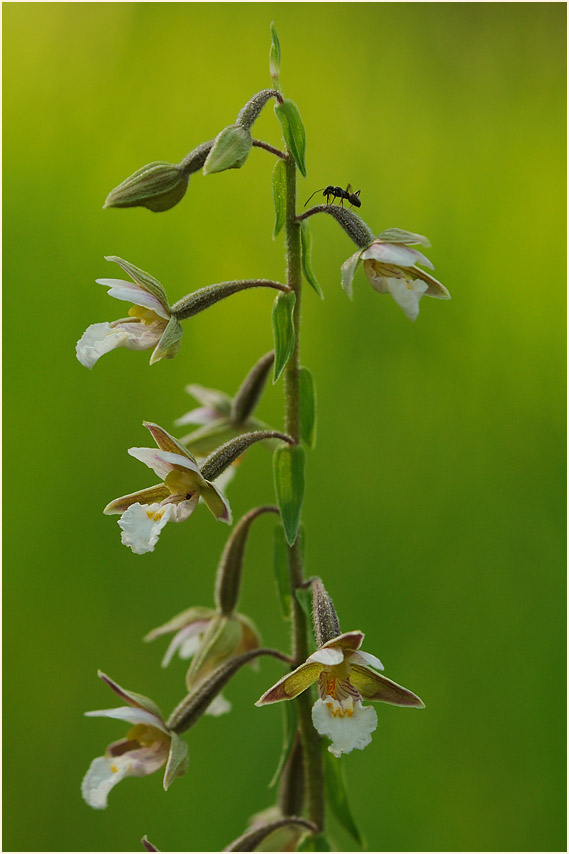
312, 577, 341, 647
203, 125, 252, 175
104, 161, 189, 212
215, 506, 279, 615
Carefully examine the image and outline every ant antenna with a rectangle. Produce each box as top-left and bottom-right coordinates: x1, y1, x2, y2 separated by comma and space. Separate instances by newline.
304, 188, 325, 207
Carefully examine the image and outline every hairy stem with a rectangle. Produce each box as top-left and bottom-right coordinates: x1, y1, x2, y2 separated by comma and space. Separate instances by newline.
252, 138, 287, 159
283, 153, 325, 831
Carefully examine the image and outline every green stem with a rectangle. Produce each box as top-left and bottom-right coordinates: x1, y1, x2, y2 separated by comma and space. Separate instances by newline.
283, 153, 325, 831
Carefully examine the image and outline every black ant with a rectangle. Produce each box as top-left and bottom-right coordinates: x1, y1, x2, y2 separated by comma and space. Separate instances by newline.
304, 184, 362, 208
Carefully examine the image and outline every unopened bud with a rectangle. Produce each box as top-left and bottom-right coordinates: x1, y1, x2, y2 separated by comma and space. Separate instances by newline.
215, 506, 279, 615
312, 577, 341, 646
203, 125, 252, 175
104, 161, 189, 212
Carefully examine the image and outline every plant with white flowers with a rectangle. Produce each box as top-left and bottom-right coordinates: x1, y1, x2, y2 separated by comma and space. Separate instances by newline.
78, 24, 449, 851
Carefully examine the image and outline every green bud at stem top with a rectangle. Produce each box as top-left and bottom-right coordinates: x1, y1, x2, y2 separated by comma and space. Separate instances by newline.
298, 205, 375, 249
312, 577, 341, 647
231, 351, 275, 426
171, 280, 291, 321
215, 506, 280, 615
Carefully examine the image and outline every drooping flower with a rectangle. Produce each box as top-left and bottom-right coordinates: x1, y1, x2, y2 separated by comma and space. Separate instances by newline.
256, 631, 424, 758
81, 671, 188, 810
145, 607, 261, 715
341, 228, 450, 321
76, 256, 182, 368
104, 422, 231, 555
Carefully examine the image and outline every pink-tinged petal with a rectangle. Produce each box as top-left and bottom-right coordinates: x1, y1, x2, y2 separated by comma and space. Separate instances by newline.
349, 650, 384, 671
167, 494, 199, 522
255, 662, 322, 705
144, 608, 215, 641
160, 622, 207, 667
84, 706, 167, 731
200, 482, 232, 524
104, 484, 170, 515
363, 260, 390, 294
163, 731, 189, 790
76, 322, 132, 369
96, 279, 170, 319
361, 242, 433, 269
96, 671, 164, 718
408, 267, 451, 299
321, 631, 364, 652
308, 647, 344, 666
349, 665, 425, 707
111, 320, 165, 350
185, 383, 233, 414
81, 742, 169, 809
118, 503, 174, 555
143, 421, 198, 462
386, 278, 428, 321
128, 447, 201, 481
340, 249, 362, 299
312, 697, 377, 757
174, 407, 219, 427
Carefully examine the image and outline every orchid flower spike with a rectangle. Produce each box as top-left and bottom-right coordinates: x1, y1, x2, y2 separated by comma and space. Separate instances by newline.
76, 256, 182, 368
81, 671, 188, 809
104, 422, 231, 555
341, 228, 450, 321
256, 631, 424, 758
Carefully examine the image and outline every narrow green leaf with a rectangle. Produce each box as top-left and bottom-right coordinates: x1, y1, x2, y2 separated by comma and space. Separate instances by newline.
273, 525, 292, 619
272, 159, 286, 238
273, 443, 305, 546
274, 99, 307, 177
268, 700, 297, 787
298, 833, 332, 851
300, 222, 324, 298
269, 22, 281, 87
272, 290, 296, 383
299, 367, 317, 449
324, 751, 365, 848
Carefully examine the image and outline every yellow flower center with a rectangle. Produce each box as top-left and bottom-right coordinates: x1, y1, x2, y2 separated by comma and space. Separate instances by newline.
128, 305, 162, 325
164, 469, 201, 499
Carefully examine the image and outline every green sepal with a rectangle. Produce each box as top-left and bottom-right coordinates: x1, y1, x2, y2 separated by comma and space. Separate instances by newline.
150, 315, 183, 364
104, 255, 169, 311
298, 833, 332, 851
324, 751, 365, 848
376, 227, 431, 247
299, 366, 317, 449
163, 732, 189, 791
273, 525, 292, 619
274, 99, 307, 177
273, 444, 305, 546
300, 222, 324, 298
269, 700, 298, 787
272, 159, 287, 238
203, 125, 252, 174
269, 21, 281, 88
272, 290, 296, 384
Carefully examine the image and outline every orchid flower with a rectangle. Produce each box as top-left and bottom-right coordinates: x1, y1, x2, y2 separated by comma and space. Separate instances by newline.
256, 631, 424, 758
81, 671, 188, 809
145, 607, 261, 715
341, 228, 450, 321
104, 422, 231, 555
76, 256, 181, 368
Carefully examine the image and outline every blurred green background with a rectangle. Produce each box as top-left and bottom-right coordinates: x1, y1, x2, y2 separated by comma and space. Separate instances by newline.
3, 3, 566, 852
